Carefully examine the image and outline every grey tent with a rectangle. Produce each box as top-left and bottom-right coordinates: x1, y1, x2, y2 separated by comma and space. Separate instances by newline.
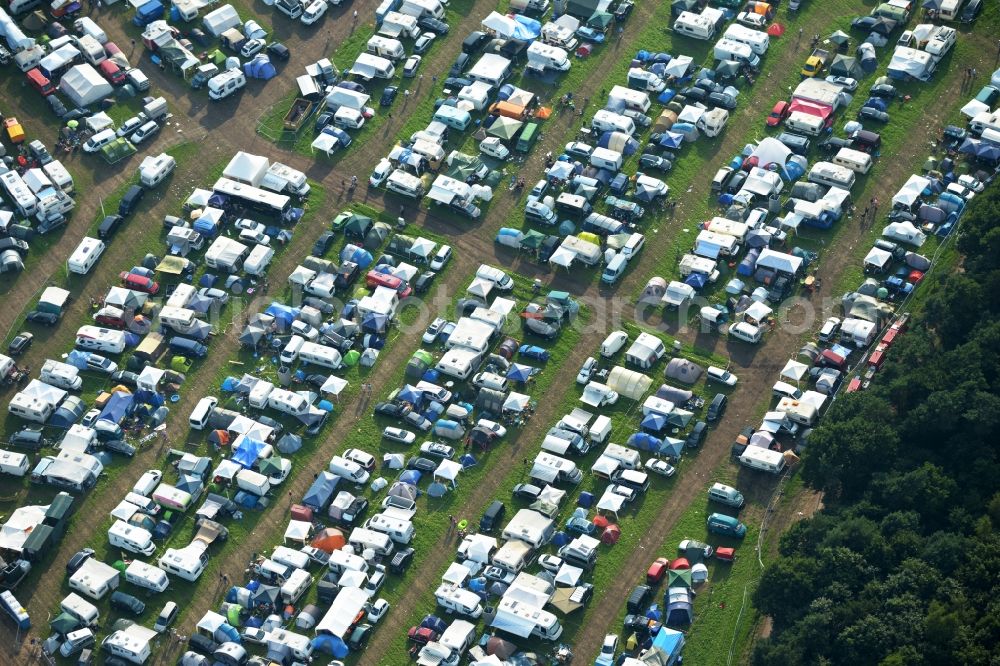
905, 252, 930, 271
829, 54, 862, 79
715, 60, 741, 79
672, 0, 698, 14
364, 222, 390, 250
302, 471, 339, 511
476, 388, 506, 414
428, 482, 448, 498
277, 433, 302, 454
828, 30, 850, 46
665, 358, 703, 384
656, 384, 693, 405
387, 482, 418, 501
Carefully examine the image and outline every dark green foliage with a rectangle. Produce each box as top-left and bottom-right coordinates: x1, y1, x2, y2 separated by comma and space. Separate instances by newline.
752, 182, 1000, 665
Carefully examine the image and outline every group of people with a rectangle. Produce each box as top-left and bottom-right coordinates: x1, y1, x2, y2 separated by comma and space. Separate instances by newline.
858, 196, 880, 228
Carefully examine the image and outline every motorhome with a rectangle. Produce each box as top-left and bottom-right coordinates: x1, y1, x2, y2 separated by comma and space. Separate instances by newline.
366, 35, 405, 61
280, 567, 312, 604
600, 443, 642, 470
207, 69, 246, 100
502, 509, 555, 548
125, 560, 169, 593
832, 147, 873, 174
492, 597, 564, 640
808, 161, 856, 189
673, 11, 716, 40
61, 593, 100, 627
349, 53, 396, 80
348, 527, 394, 556
40, 359, 83, 391
723, 23, 770, 55
713, 38, 760, 68
531, 452, 584, 486
298, 341, 343, 369
139, 153, 176, 187
364, 513, 415, 544
108, 520, 156, 556
75, 326, 126, 354
526, 41, 571, 72
386, 170, 425, 198
591, 109, 636, 136
159, 542, 209, 581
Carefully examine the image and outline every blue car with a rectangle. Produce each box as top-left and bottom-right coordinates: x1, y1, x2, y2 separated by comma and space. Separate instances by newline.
518, 344, 550, 362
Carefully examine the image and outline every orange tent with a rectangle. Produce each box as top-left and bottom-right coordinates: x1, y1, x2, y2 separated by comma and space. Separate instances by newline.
311, 528, 346, 553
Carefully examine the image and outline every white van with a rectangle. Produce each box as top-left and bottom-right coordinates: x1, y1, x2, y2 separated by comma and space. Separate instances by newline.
601, 253, 628, 285
591, 109, 636, 136
832, 147, 873, 175
108, 520, 156, 557
808, 162, 856, 190
281, 335, 306, 364
188, 396, 219, 430
364, 514, 415, 544
208, 69, 246, 101
67, 237, 105, 275
728, 321, 762, 343
348, 527, 394, 557
475, 264, 514, 290
708, 482, 745, 508
329, 455, 370, 485
83, 129, 116, 153
125, 560, 169, 593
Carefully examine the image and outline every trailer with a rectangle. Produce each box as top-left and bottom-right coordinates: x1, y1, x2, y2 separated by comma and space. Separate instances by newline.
283, 98, 316, 132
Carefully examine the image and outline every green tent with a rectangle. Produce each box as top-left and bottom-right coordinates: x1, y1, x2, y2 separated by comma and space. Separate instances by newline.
209, 49, 227, 65
226, 605, 242, 626
520, 230, 546, 250
258, 457, 284, 477
343, 213, 373, 237
668, 568, 692, 589
486, 116, 523, 140
113, 560, 127, 572
588, 11, 613, 29
343, 350, 361, 367
50, 612, 81, 635
413, 349, 433, 365
100, 138, 137, 164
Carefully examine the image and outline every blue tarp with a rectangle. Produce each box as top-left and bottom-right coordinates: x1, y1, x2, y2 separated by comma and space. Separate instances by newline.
459, 454, 477, 468
193, 217, 219, 237
232, 438, 267, 468
302, 472, 339, 511
311, 635, 349, 658
399, 470, 422, 485
658, 132, 684, 149
221, 376, 239, 392
511, 14, 541, 39
99, 391, 134, 424
657, 88, 677, 104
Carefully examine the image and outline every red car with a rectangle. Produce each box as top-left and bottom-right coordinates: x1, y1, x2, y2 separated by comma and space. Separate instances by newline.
715, 547, 736, 563
766, 100, 789, 127
98, 60, 127, 86
365, 270, 413, 299
646, 557, 669, 584
120, 271, 159, 295
407, 626, 439, 644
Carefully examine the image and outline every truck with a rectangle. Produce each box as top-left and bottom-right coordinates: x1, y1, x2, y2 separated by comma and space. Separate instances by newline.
283, 98, 316, 132
801, 48, 830, 77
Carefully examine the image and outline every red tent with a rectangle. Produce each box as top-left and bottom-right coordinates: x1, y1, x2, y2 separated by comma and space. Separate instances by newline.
716, 547, 736, 562
601, 524, 621, 544
670, 557, 691, 570
593, 515, 611, 529
311, 528, 346, 553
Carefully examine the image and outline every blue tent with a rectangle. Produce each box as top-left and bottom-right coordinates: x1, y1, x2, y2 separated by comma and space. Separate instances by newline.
221, 376, 240, 392
459, 454, 477, 468
657, 88, 677, 104
362, 312, 389, 333
193, 217, 219, 237
551, 531, 570, 547
506, 363, 534, 383
264, 303, 298, 329
311, 635, 349, 658
340, 244, 373, 268
99, 392, 134, 424
244, 55, 277, 80
232, 438, 267, 467
577, 492, 594, 508
641, 412, 667, 432
468, 577, 488, 593
66, 350, 91, 370
683, 272, 707, 290
400, 470, 422, 485
629, 432, 663, 452
302, 472, 339, 511
557, 220, 576, 236
598, 131, 639, 156
428, 482, 448, 497
650, 626, 685, 664
665, 587, 694, 625
658, 132, 684, 149
398, 385, 423, 405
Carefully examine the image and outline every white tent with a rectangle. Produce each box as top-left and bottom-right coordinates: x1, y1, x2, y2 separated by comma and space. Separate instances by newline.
882, 221, 926, 247
137, 366, 165, 392
596, 489, 625, 517
891, 175, 929, 209
383, 453, 405, 469
0, 504, 48, 553
756, 248, 803, 276
320, 375, 348, 396
212, 459, 242, 481
691, 563, 708, 584
467, 277, 494, 300
554, 564, 583, 587
283, 520, 312, 545
410, 237, 436, 260
751, 137, 792, 168
503, 392, 530, 412
606, 366, 653, 400
961, 99, 990, 119
780, 359, 809, 382
864, 246, 892, 271
85, 112, 114, 133
442, 562, 471, 585
224, 151, 269, 186
463, 534, 497, 563
677, 105, 705, 125
744, 300, 773, 324
59, 64, 113, 107
664, 54, 692, 78
434, 459, 462, 487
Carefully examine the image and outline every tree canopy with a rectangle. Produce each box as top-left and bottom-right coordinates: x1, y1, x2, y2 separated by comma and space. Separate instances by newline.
752, 182, 1000, 666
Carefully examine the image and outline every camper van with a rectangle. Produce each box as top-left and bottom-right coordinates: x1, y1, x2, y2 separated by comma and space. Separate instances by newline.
386, 170, 425, 198
591, 109, 636, 136
299, 341, 343, 369
125, 560, 169, 593
108, 520, 156, 556
601, 254, 629, 284
673, 11, 716, 40
808, 161, 856, 190
159, 543, 209, 581
208, 69, 246, 101
364, 513, 415, 544
738, 446, 786, 474
67, 237, 106, 275
832, 147, 873, 174
158, 306, 199, 335
329, 455, 371, 485
723, 23, 770, 55
348, 527, 394, 556
75, 326, 126, 354
435, 584, 484, 619
526, 41, 571, 72
61, 593, 100, 628
280, 335, 306, 364
0, 450, 30, 477
708, 482, 745, 508
366, 35, 405, 61
40, 359, 83, 391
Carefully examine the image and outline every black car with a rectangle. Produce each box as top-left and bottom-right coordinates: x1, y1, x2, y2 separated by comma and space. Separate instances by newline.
188, 634, 218, 656
110, 591, 146, 615
626, 584, 652, 613
767, 276, 792, 303
7, 332, 33, 356
335, 261, 360, 291
312, 232, 335, 257
639, 154, 672, 172
47, 94, 68, 117
104, 439, 137, 457
685, 421, 707, 448
389, 547, 415, 574
9, 427, 45, 451
624, 613, 652, 634
418, 16, 449, 34
25, 310, 59, 326
314, 110, 334, 131
680, 86, 708, 103
818, 136, 852, 153
380, 86, 399, 107
336, 81, 367, 94
869, 83, 897, 99
858, 107, 889, 123
375, 401, 408, 419
347, 624, 373, 650
407, 456, 437, 473
443, 76, 472, 89
256, 415, 284, 437
479, 500, 506, 532
513, 483, 542, 501
118, 185, 145, 217
707, 393, 728, 422
725, 171, 747, 195
266, 42, 290, 61
449, 52, 470, 77
414, 271, 436, 294
776, 132, 810, 155
111, 370, 140, 388
66, 548, 95, 575
462, 31, 489, 53
851, 15, 896, 34
613, 0, 634, 21
708, 91, 737, 110
959, 0, 982, 22
97, 214, 124, 239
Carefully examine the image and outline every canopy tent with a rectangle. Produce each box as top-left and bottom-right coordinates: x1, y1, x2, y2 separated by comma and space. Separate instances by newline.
744, 300, 772, 324
828, 29, 849, 45
892, 174, 930, 208
549, 587, 585, 615
434, 460, 463, 487
780, 359, 809, 382
284, 520, 312, 545
596, 489, 625, 517
59, 64, 113, 106
864, 246, 892, 271
503, 392, 531, 412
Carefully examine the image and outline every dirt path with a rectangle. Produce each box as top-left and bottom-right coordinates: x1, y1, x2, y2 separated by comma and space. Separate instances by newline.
568, 28, 996, 663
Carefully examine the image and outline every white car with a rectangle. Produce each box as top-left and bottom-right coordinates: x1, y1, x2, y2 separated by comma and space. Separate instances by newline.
824, 75, 858, 92
576, 357, 597, 384
429, 245, 452, 271
598, 634, 619, 664
818, 317, 841, 343
706, 366, 738, 386
383, 427, 416, 445
370, 158, 393, 187
240, 38, 266, 58
645, 458, 676, 478
241, 627, 267, 644
266, 457, 292, 485
116, 115, 146, 138
957, 174, 984, 193
290, 320, 319, 340
736, 11, 767, 27
538, 554, 564, 573
130, 120, 160, 145
420, 441, 455, 459
367, 598, 390, 624
300, 0, 327, 25
239, 225, 271, 246
423, 317, 447, 344
402, 55, 421, 78
343, 447, 376, 471
600, 330, 628, 357
476, 419, 507, 438
479, 137, 510, 160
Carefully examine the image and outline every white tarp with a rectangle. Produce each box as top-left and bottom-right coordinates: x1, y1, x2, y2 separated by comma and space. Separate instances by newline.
751, 137, 792, 168
0, 504, 48, 553
961, 99, 990, 119
59, 64, 113, 107
744, 300, 773, 323
882, 221, 926, 247
320, 375, 348, 396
